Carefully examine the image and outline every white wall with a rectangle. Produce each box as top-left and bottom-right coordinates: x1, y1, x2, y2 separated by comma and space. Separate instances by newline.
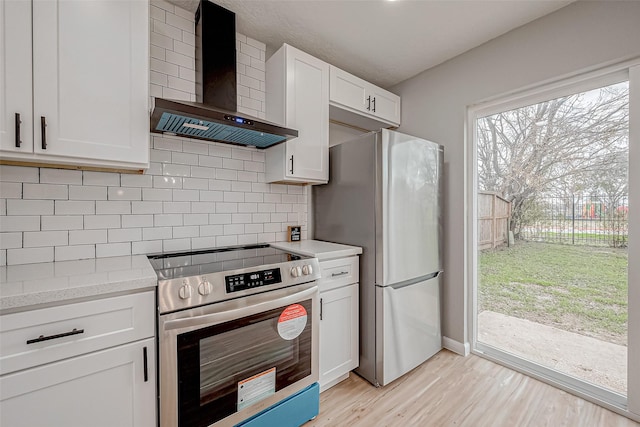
0, 1, 307, 266
391, 1, 640, 345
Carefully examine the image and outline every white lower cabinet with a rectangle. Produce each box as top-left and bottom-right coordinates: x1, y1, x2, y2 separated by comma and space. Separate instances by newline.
318, 255, 360, 392
319, 282, 359, 392
0, 291, 156, 427
0, 338, 156, 427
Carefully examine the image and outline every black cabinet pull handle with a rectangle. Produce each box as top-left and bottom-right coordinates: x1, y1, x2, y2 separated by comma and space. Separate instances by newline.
290, 155, 294, 174
320, 298, 323, 321
143, 346, 149, 382
366, 95, 371, 111
41, 116, 47, 149
15, 113, 22, 147
331, 271, 349, 277
26, 328, 84, 345
372, 97, 376, 113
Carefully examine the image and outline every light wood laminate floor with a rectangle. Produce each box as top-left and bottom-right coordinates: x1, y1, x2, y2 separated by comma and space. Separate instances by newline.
306, 350, 639, 427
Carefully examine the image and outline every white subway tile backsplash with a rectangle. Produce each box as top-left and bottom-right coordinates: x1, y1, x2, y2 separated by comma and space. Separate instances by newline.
215, 203, 237, 214
216, 169, 237, 181
95, 201, 131, 215
173, 189, 199, 201
151, 31, 173, 49
232, 213, 252, 224
166, 13, 193, 33
199, 225, 223, 237
208, 214, 232, 225
154, 19, 182, 40
7, 200, 54, 216
55, 201, 95, 215
69, 229, 107, 245
143, 226, 172, 241
55, 245, 95, 262
0, 165, 38, 183
121, 174, 153, 188
163, 202, 190, 214
163, 238, 190, 252
191, 166, 216, 179
184, 213, 208, 226
69, 185, 107, 201
223, 192, 244, 203
7, 247, 53, 265
245, 193, 263, 203
23, 184, 68, 200
1, 216, 40, 232
122, 215, 154, 228
0, 232, 22, 249
24, 231, 68, 248
191, 202, 216, 213
132, 240, 163, 255
84, 215, 120, 230
153, 176, 183, 189
163, 163, 191, 177
173, 226, 199, 239
108, 228, 142, 243
183, 178, 209, 191
143, 188, 173, 201
108, 187, 142, 201
199, 155, 223, 168
96, 242, 131, 258
0, 16, 307, 265
216, 235, 237, 247
154, 214, 183, 227
41, 216, 83, 231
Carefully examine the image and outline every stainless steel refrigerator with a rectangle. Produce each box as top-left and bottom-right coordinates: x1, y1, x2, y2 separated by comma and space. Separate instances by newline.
313, 129, 443, 387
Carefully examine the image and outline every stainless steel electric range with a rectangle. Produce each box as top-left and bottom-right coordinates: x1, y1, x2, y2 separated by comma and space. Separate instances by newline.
149, 244, 321, 427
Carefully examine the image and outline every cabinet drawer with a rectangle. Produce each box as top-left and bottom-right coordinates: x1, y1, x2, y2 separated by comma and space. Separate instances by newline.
0, 291, 154, 375
318, 256, 359, 292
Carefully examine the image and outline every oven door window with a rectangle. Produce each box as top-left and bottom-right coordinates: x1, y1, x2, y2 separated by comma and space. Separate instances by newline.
177, 299, 313, 427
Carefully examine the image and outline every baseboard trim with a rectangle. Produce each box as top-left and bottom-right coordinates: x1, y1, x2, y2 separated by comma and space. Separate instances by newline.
442, 337, 470, 356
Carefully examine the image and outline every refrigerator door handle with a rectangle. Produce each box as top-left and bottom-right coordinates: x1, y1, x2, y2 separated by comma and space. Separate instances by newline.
384, 271, 442, 290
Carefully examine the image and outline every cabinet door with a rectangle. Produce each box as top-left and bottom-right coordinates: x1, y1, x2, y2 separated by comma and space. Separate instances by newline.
370, 86, 401, 126
0, 0, 33, 153
319, 283, 359, 391
31, 0, 149, 168
0, 338, 156, 427
285, 46, 329, 182
329, 65, 368, 113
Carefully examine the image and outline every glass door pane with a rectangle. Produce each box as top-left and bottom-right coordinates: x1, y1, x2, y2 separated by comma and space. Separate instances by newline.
475, 81, 629, 396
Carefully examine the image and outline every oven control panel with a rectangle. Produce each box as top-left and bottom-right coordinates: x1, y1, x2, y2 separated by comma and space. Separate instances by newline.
225, 268, 282, 293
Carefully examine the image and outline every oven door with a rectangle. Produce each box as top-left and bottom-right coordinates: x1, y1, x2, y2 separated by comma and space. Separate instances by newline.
159, 282, 319, 427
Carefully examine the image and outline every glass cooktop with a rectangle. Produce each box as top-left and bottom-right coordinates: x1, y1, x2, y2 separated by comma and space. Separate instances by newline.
148, 244, 308, 281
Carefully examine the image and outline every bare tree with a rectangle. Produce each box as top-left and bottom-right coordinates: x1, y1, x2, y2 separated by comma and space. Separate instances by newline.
477, 83, 628, 237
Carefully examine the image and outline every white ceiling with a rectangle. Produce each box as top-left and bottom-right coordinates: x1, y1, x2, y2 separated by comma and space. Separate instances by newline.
171, 0, 573, 88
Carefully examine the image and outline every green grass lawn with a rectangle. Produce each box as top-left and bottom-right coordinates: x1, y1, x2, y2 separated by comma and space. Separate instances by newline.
479, 241, 628, 345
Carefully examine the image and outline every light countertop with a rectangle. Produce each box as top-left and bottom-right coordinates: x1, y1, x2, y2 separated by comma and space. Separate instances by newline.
0, 255, 157, 313
271, 239, 362, 260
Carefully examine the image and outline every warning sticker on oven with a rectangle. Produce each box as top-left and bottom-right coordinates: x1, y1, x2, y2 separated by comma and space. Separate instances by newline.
238, 367, 276, 411
277, 303, 307, 340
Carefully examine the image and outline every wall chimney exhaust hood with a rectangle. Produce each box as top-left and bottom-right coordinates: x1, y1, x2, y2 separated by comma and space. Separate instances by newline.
149, 1, 297, 149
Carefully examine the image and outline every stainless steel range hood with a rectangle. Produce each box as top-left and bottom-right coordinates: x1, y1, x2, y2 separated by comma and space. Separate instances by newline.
149, 1, 297, 149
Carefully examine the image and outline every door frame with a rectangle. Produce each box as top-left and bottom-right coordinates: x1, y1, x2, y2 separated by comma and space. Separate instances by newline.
465, 58, 640, 420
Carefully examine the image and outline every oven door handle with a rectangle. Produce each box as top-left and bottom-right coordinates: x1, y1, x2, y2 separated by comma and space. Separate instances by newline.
163, 284, 318, 332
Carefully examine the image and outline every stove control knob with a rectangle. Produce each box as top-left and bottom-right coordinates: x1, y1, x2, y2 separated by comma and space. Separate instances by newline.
302, 264, 313, 275
291, 266, 302, 278
198, 280, 212, 296
179, 283, 192, 299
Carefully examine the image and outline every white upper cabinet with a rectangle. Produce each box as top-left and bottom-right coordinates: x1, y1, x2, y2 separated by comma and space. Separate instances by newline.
329, 65, 401, 130
0, 0, 149, 171
266, 44, 329, 184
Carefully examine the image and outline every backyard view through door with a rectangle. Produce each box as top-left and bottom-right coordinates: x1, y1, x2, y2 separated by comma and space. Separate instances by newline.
475, 81, 629, 396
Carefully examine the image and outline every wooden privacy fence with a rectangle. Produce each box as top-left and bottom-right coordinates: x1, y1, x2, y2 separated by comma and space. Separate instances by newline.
478, 191, 511, 250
